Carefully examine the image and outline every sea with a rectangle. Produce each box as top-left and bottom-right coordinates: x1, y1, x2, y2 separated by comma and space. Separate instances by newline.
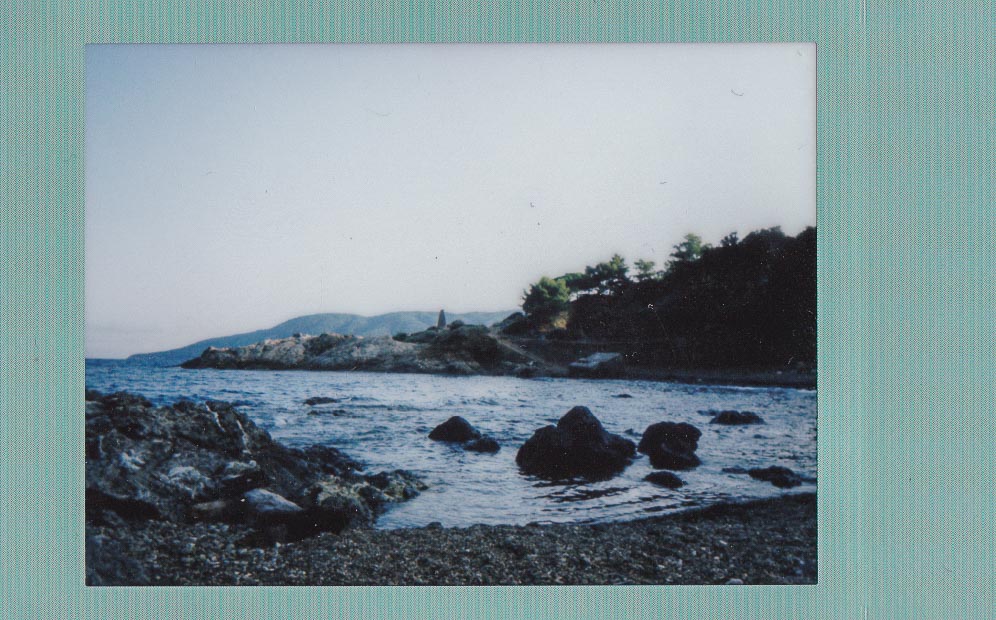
85, 359, 817, 530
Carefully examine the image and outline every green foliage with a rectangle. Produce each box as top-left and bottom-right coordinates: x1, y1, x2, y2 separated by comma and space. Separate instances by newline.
634, 259, 657, 282
554, 272, 587, 296
581, 254, 630, 294
669, 233, 709, 264
522, 276, 571, 322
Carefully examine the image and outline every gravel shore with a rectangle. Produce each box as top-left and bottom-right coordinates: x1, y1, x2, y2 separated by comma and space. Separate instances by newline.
88, 492, 816, 586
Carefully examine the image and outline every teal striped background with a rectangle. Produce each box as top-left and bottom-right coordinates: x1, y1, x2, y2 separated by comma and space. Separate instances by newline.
1, 1, 992, 618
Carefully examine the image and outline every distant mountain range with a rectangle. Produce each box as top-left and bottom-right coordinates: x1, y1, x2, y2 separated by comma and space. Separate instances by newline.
125, 310, 517, 367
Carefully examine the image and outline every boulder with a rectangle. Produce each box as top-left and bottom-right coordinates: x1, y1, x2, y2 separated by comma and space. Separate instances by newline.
710, 410, 765, 425
644, 471, 685, 489
428, 416, 481, 442
638, 422, 702, 470
243, 489, 304, 526
429, 416, 500, 453
304, 396, 338, 406
748, 466, 807, 488
516, 406, 636, 479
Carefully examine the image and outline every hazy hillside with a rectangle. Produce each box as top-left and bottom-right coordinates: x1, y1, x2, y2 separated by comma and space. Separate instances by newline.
125, 310, 516, 367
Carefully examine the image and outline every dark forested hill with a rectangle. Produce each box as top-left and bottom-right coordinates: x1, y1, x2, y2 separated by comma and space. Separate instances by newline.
517, 226, 816, 369
126, 310, 515, 366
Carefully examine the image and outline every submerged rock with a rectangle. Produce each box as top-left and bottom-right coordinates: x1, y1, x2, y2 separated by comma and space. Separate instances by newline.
465, 436, 501, 453
644, 471, 685, 489
516, 406, 635, 479
710, 410, 764, 425
304, 396, 338, 406
638, 422, 702, 470
748, 466, 808, 488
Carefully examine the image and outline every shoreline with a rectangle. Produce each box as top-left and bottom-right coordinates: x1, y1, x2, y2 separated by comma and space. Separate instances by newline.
88, 492, 816, 586
158, 362, 817, 390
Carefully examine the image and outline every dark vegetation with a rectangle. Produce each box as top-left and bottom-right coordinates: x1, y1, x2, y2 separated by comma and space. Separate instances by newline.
518, 226, 816, 368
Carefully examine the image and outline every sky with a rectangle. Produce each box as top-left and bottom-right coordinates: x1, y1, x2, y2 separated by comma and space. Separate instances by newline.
86, 44, 815, 358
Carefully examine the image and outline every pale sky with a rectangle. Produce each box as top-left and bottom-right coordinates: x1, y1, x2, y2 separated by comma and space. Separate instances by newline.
86, 43, 815, 358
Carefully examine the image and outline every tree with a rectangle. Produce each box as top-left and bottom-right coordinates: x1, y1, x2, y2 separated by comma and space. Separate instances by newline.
555, 272, 588, 299
670, 233, 708, 263
522, 276, 571, 323
720, 232, 739, 248
634, 259, 657, 282
582, 254, 630, 294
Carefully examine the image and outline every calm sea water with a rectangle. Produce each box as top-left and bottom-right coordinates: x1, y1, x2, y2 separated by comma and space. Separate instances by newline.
86, 359, 817, 529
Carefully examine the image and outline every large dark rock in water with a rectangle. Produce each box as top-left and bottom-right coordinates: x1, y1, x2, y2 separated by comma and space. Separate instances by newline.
428, 416, 482, 442
516, 406, 636, 479
710, 410, 764, 425
428, 416, 501, 453
638, 422, 702, 470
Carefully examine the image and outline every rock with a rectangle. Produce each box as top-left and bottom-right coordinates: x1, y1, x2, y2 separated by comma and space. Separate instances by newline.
429, 416, 482, 442
638, 422, 702, 470
85, 390, 422, 537
613, 393, 634, 398
304, 396, 338, 406
710, 410, 764, 425
516, 406, 636, 479
722, 466, 749, 475
726, 578, 745, 585
465, 437, 501, 453
303, 470, 427, 534
429, 416, 500, 452
644, 471, 685, 489
243, 489, 304, 525
748, 466, 805, 488
447, 320, 465, 330
568, 352, 624, 378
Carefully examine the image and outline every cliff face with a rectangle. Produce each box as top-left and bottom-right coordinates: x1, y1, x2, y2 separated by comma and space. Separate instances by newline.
181, 324, 536, 376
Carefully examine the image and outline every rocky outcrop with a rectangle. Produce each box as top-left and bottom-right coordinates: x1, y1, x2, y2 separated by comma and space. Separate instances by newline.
516, 407, 635, 479
637, 422, 702, 470
86, 390, 425, 541
428, 416, 500, 453
710, 410, 765, 425
181, 324, 535, 377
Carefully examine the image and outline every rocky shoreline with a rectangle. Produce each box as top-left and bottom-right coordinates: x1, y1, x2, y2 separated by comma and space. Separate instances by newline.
178, 322, 816, 389
89, 493, 816, 586
180, 323, 547, 377
86, 389, 816, 586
